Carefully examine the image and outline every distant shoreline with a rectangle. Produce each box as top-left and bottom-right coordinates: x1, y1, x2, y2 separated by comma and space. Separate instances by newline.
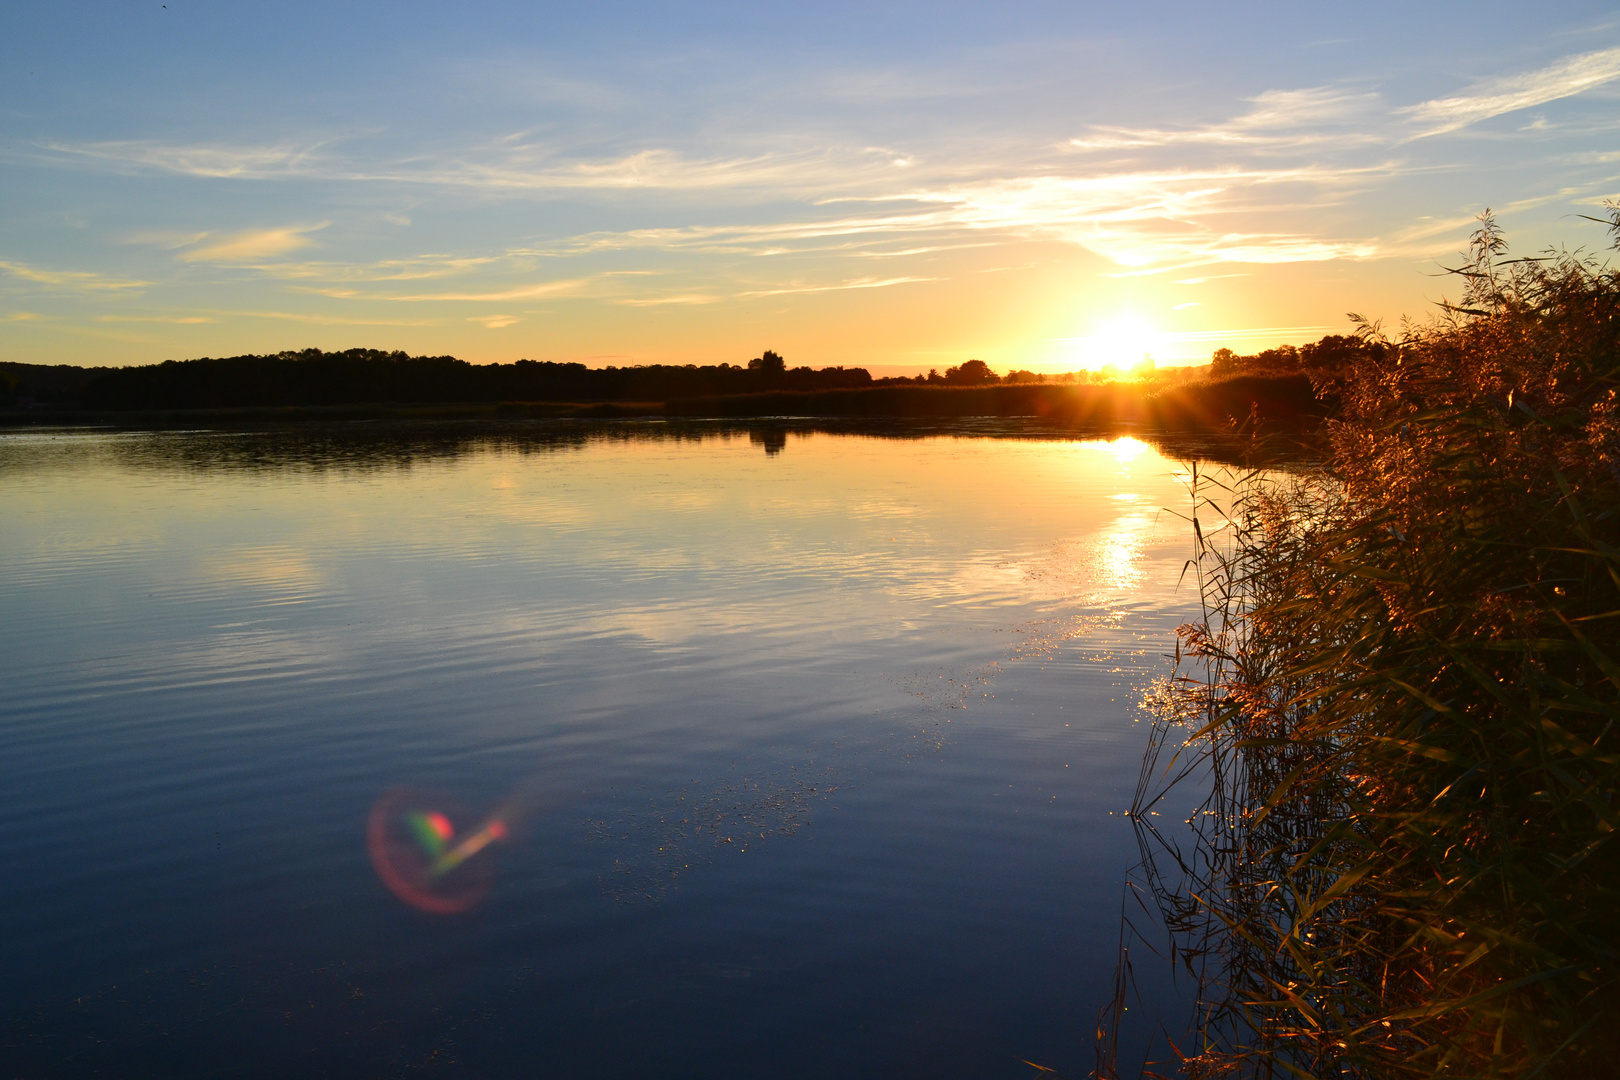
0, 372, 1331, 435
663, 377, 1329, 430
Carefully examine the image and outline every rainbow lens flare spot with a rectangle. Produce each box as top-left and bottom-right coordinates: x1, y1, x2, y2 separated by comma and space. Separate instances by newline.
406, 811, 454, 857
367, 788, 500, 914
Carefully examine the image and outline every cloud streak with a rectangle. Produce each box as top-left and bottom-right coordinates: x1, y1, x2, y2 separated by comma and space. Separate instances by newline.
1067, 48, 1620, 156
175, 224, 329, 263
1401, 47, 1620, 136
250, 253, 506, 282
40, 140, 327, 178
94, 314, 216, 324
1069, 88, 1384, 152
379, 278, 589, 302
237, 310, 444, 326
614, 294, 722, 306
31, 139, 908, 198
740, 276, 933, 298
890, 167, 1386, 266
0, 260, 149, 291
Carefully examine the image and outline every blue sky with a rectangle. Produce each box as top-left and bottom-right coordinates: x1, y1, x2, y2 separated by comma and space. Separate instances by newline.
3, 1, 1619, 371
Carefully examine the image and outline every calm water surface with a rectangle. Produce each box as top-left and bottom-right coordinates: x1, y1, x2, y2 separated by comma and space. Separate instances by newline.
2, 422, 1216, 1078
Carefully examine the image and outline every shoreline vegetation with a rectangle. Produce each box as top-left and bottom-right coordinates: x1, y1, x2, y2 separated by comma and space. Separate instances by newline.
1107, 210, 1620, 1079
0, 345, 1346, 435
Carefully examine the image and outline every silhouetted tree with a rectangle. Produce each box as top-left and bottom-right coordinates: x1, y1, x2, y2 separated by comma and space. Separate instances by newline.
1300, 334, 1379, 383
1210, 344, 1300, 377
748, 350, 787, 379
943, 359, 998, 385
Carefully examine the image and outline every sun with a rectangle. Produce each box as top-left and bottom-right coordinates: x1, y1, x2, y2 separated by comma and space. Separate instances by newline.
1074, 315, 1163, 374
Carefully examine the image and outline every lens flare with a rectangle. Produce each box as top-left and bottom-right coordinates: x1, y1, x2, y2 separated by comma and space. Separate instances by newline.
367, 787, 503, 914
366, 763, 828, 914
406, 811, 453, 858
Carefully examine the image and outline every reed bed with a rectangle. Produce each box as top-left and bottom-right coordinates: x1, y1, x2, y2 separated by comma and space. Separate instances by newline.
1105, 211, 1620, 1079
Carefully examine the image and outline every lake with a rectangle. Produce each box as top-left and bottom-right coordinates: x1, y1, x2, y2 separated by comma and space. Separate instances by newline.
0, 421, 1226, 1079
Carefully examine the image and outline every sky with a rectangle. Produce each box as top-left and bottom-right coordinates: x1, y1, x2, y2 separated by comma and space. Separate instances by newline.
2, 2, 1619, 374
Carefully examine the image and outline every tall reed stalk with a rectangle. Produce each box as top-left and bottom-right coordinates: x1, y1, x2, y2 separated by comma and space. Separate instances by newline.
1107, 209, 1620, 1079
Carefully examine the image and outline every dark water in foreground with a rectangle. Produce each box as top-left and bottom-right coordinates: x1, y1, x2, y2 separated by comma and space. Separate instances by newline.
1, 422, 1222, 1079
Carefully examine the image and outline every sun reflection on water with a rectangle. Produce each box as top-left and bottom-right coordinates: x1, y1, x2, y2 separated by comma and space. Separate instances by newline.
1099, 513, 1150, 592
1108, 435, 1148, 463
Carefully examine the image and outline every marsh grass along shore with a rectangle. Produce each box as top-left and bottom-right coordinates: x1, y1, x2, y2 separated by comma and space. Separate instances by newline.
1108, 210, 1620, 1079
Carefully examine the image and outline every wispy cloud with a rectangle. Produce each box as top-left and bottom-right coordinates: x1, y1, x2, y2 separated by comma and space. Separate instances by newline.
379, 278, 589, 302
177, 224, 329, 263
94, 314, 216, 324
32, 138, 902, 197
1069, 88, 1383, 151
893, 167, 1382, 257
0, 260, 149, 291
740, 276, 933, 298
122, 229, 210, 249
468, 314, 520, 328
244, 253, 506, 282
124, 223, 332, 264
238, 310, 444, 326
1401, 46, 1620, 136
614, 294, 722, 306
510, 216, 945, 257
40, 140, 326, 178
1, 311, 48, 322
83, 307, 440, 326
402, 146, 849, 192
1067, 48, 1620, 155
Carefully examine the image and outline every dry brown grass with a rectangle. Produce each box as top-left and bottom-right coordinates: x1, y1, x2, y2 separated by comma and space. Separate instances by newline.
1106, 209, 1620, 1079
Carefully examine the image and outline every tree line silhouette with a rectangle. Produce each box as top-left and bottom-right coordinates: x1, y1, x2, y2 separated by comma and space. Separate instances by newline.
1209, 333, 1372, 378
17, 348, 872, 410
1, 338, 1369, 419
0, 349, 1087, 412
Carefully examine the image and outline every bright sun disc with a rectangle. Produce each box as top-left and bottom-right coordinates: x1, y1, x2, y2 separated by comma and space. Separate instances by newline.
1076, 316, 1163, 373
